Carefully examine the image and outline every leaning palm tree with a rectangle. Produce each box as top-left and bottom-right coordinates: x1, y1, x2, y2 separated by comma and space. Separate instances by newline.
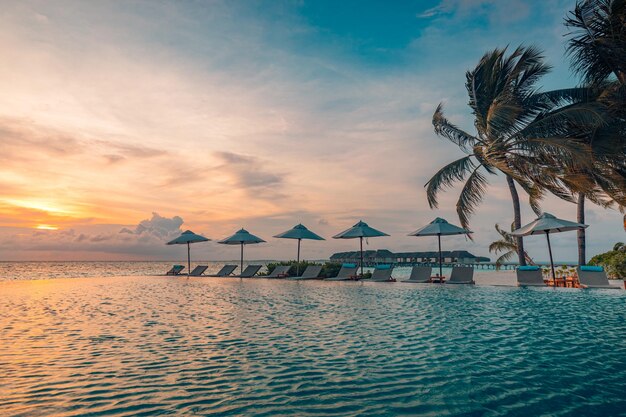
564, 0, 626, 264
427, 46, 603, 265
489, 224, 534, 269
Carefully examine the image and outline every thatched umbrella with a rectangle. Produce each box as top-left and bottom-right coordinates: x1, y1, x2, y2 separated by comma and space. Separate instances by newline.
511, 212, 587, 280
333, 220, 389, 278
166, 230, 210, 276
274, 224, 325, 275
409, 218, 471, 278
218, 228, 266, 273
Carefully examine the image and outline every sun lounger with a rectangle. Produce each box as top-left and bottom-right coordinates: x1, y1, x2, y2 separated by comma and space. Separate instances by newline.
239, 265, 262, 278
361, 265, 395, 282
266, 265, 291, 278
208, 264, 238, 277
402, 266, 432, 283
189, 265, 208, 276
290, 265, 323, 280
516, 266, 546, 286
446, 266, 475, 284
166, 265, 185, 275
325, 264, 359, 281
577, 266, 620, 289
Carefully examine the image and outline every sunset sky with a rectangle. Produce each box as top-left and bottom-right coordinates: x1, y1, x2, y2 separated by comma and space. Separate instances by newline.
1, 0, 623, 262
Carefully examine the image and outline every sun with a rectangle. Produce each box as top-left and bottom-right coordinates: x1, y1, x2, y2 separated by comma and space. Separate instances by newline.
35, 224, 59, 230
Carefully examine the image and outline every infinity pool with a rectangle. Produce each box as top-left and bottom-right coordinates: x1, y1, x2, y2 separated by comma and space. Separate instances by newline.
1, 276, 624, 416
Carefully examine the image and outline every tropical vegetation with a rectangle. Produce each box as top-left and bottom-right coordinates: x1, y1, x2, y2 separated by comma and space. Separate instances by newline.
564, 0, 626, 264
427, 0, 626, 266
589, 242, 626, 278
488, 224, 534, 269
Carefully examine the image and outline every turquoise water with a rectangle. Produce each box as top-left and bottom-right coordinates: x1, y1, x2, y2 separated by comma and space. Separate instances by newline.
1, 276, 625, 416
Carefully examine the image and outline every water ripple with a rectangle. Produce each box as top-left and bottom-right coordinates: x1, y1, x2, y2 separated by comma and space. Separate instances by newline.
0, 276, 625, 417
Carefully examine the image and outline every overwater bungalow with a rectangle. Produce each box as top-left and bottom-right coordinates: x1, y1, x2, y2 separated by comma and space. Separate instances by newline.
330, 249, 489, 266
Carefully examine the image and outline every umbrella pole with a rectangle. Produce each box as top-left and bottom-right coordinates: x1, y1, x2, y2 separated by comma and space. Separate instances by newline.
187, 241, 191, 277
438, 234, 443, 280
240, 242, 244, 277
546, 231, 556, 283
297, 238, 301, 276
360, 236, 364, 279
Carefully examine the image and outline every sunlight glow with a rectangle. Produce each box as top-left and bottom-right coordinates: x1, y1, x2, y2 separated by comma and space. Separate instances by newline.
35, 224, 59, 230
2, 198, 73, 215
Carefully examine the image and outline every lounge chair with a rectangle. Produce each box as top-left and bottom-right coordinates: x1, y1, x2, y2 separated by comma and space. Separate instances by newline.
516, 266, 546, 287
325, 264, 359, 281
189, 265, 208, 276
166, 265, 185, 275
402, 266, 432, 283
446, 266, 475, 284
290, 265, 323, 280
239, 265, 262, 278
577, 266, 620, 289
266, 265, 291, 278
361, 265, 395, 282
208, 264, 238, 277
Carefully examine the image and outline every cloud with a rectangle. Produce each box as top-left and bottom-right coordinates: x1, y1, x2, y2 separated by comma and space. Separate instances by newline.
417, 0, 530, 22
127, 212, 184, 239
214, 151, 286, 190
0, 212, 187, 259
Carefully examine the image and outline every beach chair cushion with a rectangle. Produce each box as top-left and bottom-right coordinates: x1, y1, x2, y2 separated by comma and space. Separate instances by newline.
189, 265, 208, 276
580, 265, 603, 272
325, 266, 358, 281
166, 265, 185, 275
519, 265, 540, 271
403, 266, 432, 283
577, 266, 618, 289
240, 265, 262, 278
212, 264, 238, 277
292, 265, 323, 280
447, 267, 475, 284
365, 266, 395, 282
516, 268, 545, 286
267, 265, 291, 278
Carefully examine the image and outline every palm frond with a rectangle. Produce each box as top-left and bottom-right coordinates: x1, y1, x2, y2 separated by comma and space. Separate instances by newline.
565, 0, 626, 85
425, 155, 476, 209
432, 104, 482, 151
456, 166, 489, 229
495, 251, 516, 269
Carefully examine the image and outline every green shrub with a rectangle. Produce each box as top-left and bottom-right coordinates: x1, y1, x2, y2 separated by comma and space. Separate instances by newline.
320, 262, 371, 279
588, 242, 626, 279
320, 262, 341, 278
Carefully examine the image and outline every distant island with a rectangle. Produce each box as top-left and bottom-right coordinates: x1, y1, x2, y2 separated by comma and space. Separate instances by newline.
330, 249, 490, 266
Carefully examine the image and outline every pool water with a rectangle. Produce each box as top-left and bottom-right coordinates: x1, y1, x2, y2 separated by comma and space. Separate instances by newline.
1, 276, 625, 416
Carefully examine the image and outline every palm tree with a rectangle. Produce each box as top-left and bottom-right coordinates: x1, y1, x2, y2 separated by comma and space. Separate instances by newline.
427, 46, 603, 265
488, 224, 534, 269
564, 0, 626, 264
565, 0, 626, 85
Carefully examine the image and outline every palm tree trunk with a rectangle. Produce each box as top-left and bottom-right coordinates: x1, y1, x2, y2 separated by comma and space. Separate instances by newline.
577, 193, 586, 265
506, 175, 526, 266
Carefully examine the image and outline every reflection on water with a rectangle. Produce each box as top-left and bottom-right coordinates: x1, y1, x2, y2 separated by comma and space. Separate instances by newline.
1, 276, 625, 416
